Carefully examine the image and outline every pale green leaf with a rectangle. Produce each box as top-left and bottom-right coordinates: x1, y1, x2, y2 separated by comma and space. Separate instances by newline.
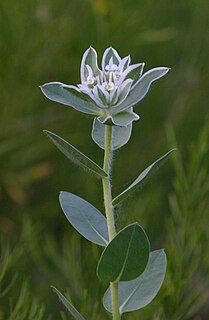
102, 47, 121, 70
44, 130, 107, 178
112, 149, 176, 206
98, 110, 139, 127
40, 82, 100, 115
81, 47, 101, 82
91, 118, 132, 150
114, 67, 170, 113
59, 191, 109, 246
122, 63, 144, 84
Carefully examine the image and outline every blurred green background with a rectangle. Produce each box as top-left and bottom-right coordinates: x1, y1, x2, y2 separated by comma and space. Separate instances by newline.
0, 0, 208, 319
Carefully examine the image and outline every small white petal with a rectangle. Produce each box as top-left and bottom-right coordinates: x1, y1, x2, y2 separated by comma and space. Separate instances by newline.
85, 65, 94, 78
105, 82, 115, 91
62, 84, 81, 92
78, 84, 92, 95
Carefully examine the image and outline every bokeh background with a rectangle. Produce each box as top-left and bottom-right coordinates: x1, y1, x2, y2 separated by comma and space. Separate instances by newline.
0, 0, 209, 319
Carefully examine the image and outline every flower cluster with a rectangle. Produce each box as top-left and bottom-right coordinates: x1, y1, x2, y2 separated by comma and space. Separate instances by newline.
41, 47, 169, 126
78, 48, 143, 111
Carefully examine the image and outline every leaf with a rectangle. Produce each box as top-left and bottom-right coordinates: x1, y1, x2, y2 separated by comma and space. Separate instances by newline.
111, 110, 139, 126
52, 286, 86, 320
102, 47, 121, 70
103, 250, 167, 314
112, 149, 176, 206
92, 118, 132, 150
44, 130, 107, 179
59, 191, 109, 246
98, 110, 139, 127
97, 223, 150, 282
80, 47, 101, 82
40, 82, 100, 115
114, 67, 170, 113
120, 63, 145, 85
117, 79, 133, 106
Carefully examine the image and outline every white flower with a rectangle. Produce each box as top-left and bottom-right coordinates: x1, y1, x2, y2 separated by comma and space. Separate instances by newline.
40, 47, 170, 127
78, 47, 143, 112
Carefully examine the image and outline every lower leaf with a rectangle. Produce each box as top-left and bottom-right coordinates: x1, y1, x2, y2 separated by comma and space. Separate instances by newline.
103, 249, 167, 314
97, 223, 150, 282
59, 191, 109, 246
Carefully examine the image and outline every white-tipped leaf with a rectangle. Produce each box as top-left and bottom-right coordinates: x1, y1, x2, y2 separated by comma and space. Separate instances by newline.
44, 130, 107, 179
103, 249, 167, 314
59, 191, 109, 246
119, 63, 145, 85
52, 286, 86, 320
98, 110, 139, 127
102, 47, 121, 70
80, 47, 101, 82
114, 67, 170, 113
117, 79, 133, 106
40, 82, 100, 115
112, 149, 176, 206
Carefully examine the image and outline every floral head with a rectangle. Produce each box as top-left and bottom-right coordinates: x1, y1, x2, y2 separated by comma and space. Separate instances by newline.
40, 47, 169, 127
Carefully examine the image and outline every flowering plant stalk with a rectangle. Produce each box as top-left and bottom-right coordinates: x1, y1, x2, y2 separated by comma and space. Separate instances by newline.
40, 47, 175, 319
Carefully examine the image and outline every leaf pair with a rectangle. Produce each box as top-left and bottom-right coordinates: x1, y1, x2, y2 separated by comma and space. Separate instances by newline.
44, 130, 175, 195
103, 249, 167, 315
59, 192, 150, 284
52, 250, 167, 318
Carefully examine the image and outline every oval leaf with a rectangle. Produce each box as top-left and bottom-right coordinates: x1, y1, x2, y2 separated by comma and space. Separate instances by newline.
97, 223, 150, 282
92, 118, 132, 150
40, 82, 100, 115
52, 286, 86, 320
44, 130, 107, 179
59, 191, 109, 246
112, 149, 176, 206
103, 250, 167, 314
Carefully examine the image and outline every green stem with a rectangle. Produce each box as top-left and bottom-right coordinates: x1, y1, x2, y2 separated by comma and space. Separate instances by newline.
102, 125, 121, 320
102, 125, 115, 241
